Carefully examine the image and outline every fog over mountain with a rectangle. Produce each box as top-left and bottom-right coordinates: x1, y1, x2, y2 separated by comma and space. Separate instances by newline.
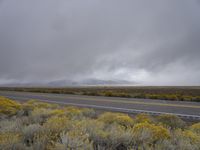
0, 0, 200, 86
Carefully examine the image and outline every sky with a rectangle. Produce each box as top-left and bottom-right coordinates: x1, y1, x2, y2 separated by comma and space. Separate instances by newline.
0, 0, 200, 86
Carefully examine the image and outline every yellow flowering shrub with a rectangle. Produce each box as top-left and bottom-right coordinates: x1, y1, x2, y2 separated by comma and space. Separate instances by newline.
43, 116, 72, 143
50, 109, 65, 116
172, 129, 200, 149
0, 96, 21, 116
132, 122, 170, 143
64, 106, 83, 119
134, 113, 152, 123
0, 132, 21, 146
24, 99, 59, 109
190, 123, 200, 135
98, 112, 134, 128
22, 100, 59, 117
30, 108, 54, 124
182, 130, 200, 144
44, 116, 70, 131
31, 108, 65, 118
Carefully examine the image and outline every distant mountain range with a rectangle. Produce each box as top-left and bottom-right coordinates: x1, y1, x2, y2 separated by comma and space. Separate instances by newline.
0, 78, 136, 87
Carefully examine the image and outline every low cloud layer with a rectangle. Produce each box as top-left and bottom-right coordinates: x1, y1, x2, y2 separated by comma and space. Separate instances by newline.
0, 0, 200, 85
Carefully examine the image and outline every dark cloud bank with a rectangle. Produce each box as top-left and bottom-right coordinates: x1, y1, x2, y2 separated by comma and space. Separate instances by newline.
0, 0, 200, 86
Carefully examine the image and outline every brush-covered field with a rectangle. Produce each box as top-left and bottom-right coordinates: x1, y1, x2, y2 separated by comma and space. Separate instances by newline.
1, 86, 200, 102
0, 96, 200, 150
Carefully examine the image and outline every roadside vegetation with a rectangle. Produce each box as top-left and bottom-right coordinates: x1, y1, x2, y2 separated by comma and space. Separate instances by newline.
0, 96, 200, 150
1, 86, 200, 102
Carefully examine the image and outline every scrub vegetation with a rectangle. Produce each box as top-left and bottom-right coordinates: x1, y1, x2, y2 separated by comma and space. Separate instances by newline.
0, 96, 200, 150
1, 86, 200, 102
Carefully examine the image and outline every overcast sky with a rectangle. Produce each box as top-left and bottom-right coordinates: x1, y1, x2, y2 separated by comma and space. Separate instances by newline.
0, 0, 200, 85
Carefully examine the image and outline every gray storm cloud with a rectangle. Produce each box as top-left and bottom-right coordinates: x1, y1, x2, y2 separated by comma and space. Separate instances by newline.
0, 0, 200, 85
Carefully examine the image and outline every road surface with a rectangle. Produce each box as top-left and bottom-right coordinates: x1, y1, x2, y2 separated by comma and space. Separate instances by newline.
0, 91, 200, 120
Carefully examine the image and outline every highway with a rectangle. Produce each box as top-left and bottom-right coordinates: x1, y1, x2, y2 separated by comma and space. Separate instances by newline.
0, 91, 200, 120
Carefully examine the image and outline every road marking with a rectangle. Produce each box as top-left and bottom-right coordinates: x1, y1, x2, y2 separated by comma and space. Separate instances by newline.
55, 95, 200, 109
1, 91, 200, 109
7, 95, 200, 120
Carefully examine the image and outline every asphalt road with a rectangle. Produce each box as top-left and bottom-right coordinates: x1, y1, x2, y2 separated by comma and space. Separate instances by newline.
1, 91, 200, 120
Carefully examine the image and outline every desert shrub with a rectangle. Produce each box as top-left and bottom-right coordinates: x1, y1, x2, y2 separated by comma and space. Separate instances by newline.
134, 113, 153, 123
181, 130, 200, 144
166, 129, 200, 150
21, 124, 42, 146
114, 115, 134, 128
98, 112, 134, 128
154, 130, 200, 150
23, 100, 59, 110
193, 96, 200, 102
103, 91, 114, 97
154, 129, 199, 150
7, 143, 29, 150
50, 109, 65, 116
165, 94, 179, 100
43, 116, 72, 143
55, 129, 93, 150
0, 119, 22, 133
102, 91, 131, 98
146, 94, 160, 99
134, 93, 146, 98
83, 119, 133, 149
145, 94, 178, 100
27, 130, 49, 150
15, 116, 34, 127
64, 106, 83, 119
154, 138, 199, 150
22, 100, 59, 117
83, 91, 99, 96
106, 125, 133, 149
0, 96, 21, 116
0, 132, 22, 149
190, 123, 200, 135
116, 93, 131, 98
157, 114, 186, 129
132, 122, 170, 148
153, 139, 175, 150
58, 120, 96, 149
30, 108, 54, 124
21, 104, 33, 117
183, 95, 193, 101
30, 107, 67, 124
81, 108, 96, 118
82, 120, 109, 149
